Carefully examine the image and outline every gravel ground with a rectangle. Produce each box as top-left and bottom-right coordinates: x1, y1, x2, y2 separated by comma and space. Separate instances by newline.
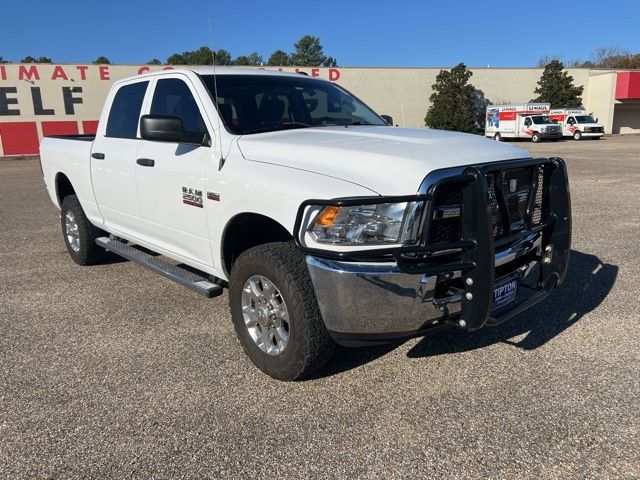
1, 135, 639, 479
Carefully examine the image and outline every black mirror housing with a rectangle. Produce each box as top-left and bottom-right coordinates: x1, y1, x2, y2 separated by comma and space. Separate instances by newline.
140, 115, 206, 145
380, 114, 394, 126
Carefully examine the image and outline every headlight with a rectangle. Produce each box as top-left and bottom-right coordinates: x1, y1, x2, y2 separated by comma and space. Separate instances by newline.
309, 201, 413, 245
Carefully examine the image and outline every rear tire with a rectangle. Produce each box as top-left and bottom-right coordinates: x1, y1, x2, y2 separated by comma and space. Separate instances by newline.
229, 242, 335, 381
532, 132, 541, 143
573, 131, 582, 141
493, 132, 502, 142
60, 195, 107, 265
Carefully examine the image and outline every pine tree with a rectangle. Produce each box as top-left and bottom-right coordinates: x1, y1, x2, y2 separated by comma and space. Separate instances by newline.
425, 63, 478, 133
531, 60, 583, 108
268, 50, 291, 66
290, 36, 337, 67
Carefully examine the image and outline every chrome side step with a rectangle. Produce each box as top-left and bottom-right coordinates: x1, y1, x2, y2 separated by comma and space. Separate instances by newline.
96, 237, 223, 298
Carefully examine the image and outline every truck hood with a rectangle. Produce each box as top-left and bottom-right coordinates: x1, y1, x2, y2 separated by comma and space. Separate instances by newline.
237, 126, 530, 194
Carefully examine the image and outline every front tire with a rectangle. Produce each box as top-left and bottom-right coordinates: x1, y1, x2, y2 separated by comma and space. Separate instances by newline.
229, 242, 335, 381
573, 131, 582, 141
531, 132, 541, 143
60, 195, 107, 265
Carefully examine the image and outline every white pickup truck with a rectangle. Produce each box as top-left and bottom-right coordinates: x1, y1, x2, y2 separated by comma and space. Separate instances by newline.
40, 68, 571, 380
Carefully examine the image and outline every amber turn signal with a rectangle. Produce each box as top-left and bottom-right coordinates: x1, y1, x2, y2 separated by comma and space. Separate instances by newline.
315, 206, 340, 226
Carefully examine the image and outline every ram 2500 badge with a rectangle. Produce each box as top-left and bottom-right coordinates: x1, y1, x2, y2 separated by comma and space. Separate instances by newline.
40, 68, 571, 380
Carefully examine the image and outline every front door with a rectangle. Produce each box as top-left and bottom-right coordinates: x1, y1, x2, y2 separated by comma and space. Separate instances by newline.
565, 116, 577, 136
520, 116, 533, 138
135, 74, 215, 268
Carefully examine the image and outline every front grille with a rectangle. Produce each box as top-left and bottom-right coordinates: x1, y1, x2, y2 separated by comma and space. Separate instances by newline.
429, 180, 462, 244
427, 164, 547, 245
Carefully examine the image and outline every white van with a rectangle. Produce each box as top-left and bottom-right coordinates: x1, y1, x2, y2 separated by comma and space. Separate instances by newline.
485, 104, 563, 142
549, 109, 604, 140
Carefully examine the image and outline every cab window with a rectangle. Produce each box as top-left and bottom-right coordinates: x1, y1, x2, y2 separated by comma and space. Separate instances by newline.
524, 118, 532, 127
567, 117, 575, 125
150, 78, 207, 134
106, 81, 149, 139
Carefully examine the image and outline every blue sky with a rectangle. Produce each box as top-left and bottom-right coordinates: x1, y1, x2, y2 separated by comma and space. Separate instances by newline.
2, 0, 639, 67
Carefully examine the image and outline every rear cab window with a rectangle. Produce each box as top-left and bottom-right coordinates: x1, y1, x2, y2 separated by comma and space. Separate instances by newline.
106, 81, 149, 139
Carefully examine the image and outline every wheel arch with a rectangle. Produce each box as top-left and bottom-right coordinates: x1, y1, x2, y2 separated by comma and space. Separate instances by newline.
54, 172, 76, 207
221, 212, 293, 277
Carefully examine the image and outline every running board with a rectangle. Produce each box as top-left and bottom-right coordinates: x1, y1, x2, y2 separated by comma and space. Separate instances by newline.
96, 237, 223, 298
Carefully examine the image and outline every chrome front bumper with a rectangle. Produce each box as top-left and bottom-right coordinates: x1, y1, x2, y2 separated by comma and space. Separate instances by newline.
307, 234, 542, 345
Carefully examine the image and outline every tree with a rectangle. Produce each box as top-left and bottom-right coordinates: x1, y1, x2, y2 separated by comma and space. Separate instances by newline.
530, 60, 583, 108
247, 52, 263, 66
424, 63, 478, 133
167, 53, 187, 65
20, 55, 52, 63
471, 88, 491, 132
214, 49, 232, 65
591, 46, 628, 68
191, 46, 215, 65
234, 52, 262, 66
290, 35, 337, 67
234, 55, 250, 65
147, 58, 161, 65
536, 54, 565, 68
267, 49, 291, 66
166, 47, 227, 65
0, 56, 8, 63
93, 56, 111, 64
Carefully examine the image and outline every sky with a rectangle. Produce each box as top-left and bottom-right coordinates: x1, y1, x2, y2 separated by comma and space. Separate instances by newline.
2, 0, 640, 67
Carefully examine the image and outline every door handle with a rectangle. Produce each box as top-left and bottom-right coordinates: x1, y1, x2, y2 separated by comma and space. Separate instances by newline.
136, 158, 155, 167
92, 152, 105, 160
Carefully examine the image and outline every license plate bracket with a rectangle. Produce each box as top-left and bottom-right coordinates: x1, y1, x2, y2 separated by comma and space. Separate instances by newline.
492, 273, 519, 311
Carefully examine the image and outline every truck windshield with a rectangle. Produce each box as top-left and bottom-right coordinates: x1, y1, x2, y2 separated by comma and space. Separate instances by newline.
531, 115, 554, 125
201, 74, 386, 134
575, 115, 596, 124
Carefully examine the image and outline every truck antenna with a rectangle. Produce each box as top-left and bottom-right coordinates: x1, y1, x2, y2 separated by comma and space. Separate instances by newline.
209, 17, 226, 169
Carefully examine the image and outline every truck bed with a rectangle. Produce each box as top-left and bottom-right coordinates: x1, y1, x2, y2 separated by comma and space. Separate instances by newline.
40, 135, 96, 211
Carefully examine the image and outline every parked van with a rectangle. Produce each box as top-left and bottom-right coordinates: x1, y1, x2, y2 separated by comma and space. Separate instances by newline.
549, 109, 604, 140
485, 104, 562, 142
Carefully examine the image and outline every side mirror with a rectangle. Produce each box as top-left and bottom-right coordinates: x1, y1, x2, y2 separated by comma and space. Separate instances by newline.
380, 114, 394, 126
595, 118, 599, 123
140, 115, 207, 145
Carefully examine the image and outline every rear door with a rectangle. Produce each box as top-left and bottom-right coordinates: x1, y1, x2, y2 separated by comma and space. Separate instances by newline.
135, 74, 215, 268
91, 79, 150, 235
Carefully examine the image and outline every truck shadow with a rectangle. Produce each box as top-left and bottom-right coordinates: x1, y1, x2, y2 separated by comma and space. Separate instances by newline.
406, 250, 616, 358
311, 250, 617, 379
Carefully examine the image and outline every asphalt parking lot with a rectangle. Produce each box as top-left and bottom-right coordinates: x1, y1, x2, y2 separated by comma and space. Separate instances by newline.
1, 135, 639, 478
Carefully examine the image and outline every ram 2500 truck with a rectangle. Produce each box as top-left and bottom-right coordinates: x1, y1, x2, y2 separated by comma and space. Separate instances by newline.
40, 68, 571, 380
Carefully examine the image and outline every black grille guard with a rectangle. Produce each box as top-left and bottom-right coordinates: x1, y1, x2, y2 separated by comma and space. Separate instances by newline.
293, 157, 571, 330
